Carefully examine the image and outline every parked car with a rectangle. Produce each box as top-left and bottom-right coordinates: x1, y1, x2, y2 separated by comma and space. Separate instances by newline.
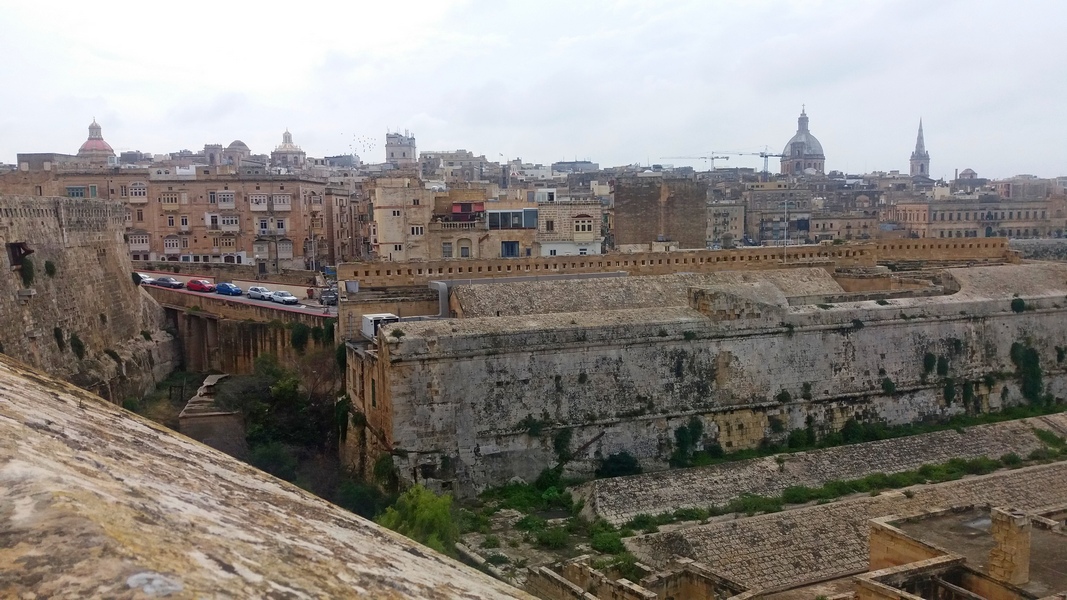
136, 273, 155, 286
247, 286, 273, 300
186, 279, 216, 293
152, 276, 184, 289
271, 290, 299, 305
320, 289, 338, 306
214, 282, 243, 296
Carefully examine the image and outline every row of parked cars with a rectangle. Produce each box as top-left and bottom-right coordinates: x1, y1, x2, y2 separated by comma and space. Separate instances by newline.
137, 274, 302, 305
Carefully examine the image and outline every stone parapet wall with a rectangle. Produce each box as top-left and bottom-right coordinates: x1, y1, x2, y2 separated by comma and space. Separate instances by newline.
132, 260, 322, 287
627, 461, 1067, 592
337, 239, 1011, 288
582, 415, 1065, 525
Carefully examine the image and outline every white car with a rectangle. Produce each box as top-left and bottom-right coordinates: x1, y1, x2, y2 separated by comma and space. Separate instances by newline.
271, 291, 299, 305
247, 286, 274, 300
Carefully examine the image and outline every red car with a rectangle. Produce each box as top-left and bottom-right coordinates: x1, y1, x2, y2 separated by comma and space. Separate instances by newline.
186, 279, 216, 293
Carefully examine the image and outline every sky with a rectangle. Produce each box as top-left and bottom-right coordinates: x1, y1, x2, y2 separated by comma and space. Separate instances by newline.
1, 0, 1065, 179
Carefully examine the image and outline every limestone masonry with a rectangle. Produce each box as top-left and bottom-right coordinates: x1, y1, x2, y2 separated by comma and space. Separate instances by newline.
0, 355, 533, 599
0, 195, 179, 400
345, 261, 1067, 496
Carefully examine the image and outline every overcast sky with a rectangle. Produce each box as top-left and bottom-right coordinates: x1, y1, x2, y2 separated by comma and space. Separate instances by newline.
2, 0, 1064, 179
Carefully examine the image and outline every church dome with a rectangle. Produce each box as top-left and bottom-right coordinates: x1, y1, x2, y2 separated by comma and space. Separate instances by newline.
228, 140, 250, 151
77, 119, 115, 161
781, 109, 824, 157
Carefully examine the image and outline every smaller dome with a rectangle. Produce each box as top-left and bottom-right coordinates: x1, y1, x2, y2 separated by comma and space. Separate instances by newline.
228, 140, 250, 150
79, 138, 114, 153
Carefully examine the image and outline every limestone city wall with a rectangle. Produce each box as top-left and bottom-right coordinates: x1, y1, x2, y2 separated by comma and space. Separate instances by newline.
0, 195, 179, 399
336, 239, 1011, 288
360, 280, 1067, 495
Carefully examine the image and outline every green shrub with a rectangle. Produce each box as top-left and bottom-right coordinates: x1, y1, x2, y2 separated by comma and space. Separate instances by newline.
1010, 342, 1043, 403
53, 327, 66, 351
669, 417, 705, 467
768, 416, 786, 433
881, 377, 896, 395
336, 479, 392, 519
1034, 428, 1066, 449
816, 303, 833, 310
577, 372, 588, 384
936, 356, 949, 377
923, 352, 937, 374
290, 323, 311, 353
517, 414, 546, 437
515, 514, 547, 531
1001, 453, 1023, 467
876, 299, 890, 306
481, 535, 501, 549
591, 531, 625, 554
377, 485, 459, 556
801, 382, 813, 401
104, 349, 122, 364
70, 333, 86, 360
122, 398, 139, 412
596, 452, 642, 478
44, 260, 57, 277
775, 389, 792, 403
683, 331, 697, 341
485, 553, 509, 565
534, 526, 569, 549
781, 485, 816, 504
249, 442, 298, 481
553, 428, 573, 462
1058, 347, 1066, 364
943, 378, 956, 403
1011, 297, 1026, 313
851, 319, 864, 330
19, 257, 34, 287
141, 330, 152, 341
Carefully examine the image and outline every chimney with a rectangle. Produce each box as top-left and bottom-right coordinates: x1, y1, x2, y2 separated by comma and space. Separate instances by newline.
987, 507, 1031, 585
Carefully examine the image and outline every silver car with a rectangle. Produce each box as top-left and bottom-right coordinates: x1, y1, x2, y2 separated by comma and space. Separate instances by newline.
248, 286, 274, 300
271, 291, 299, 305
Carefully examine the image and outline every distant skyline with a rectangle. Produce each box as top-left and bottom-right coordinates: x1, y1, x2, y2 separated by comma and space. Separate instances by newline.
2, 0, 1065, 179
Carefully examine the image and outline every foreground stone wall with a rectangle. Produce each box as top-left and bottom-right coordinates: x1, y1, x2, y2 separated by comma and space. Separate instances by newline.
0, 355, 534, 599
627, 461, 1067, 593
0, 195, 179, 400
581, 415, 1064, 525
349, 263, 1067, 496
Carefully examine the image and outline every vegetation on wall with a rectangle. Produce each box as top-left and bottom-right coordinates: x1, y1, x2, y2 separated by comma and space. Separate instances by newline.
53, 327, 65, 351
19, 257, 34, 287
1010, 341, 1044, 404
596, 452, 642, 478
44, 260, 57, 277
669, 417, 705, 467
69, 333, 86, 360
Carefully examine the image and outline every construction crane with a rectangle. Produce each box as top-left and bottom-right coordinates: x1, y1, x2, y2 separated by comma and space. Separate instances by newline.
717, 147, 787, 180
659, 155, 730, 170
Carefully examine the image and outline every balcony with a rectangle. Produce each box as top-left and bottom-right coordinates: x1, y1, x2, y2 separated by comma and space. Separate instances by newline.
128, 241, 150, 252
180, 224, 191, 232
162, 203, 180, 212
250, 200, 268, 212
164, 246, 180, 255
272, 201, 292, 212
221, 222, 240, 233
126, 195, 148, 205
218, 199, 236, 210
429, 220, 488, 232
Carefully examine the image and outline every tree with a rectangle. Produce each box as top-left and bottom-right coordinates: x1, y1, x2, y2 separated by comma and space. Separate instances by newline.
376, 485, 459, 556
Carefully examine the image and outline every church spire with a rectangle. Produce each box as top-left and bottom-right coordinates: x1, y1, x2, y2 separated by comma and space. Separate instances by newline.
910, 119, 930, 177
797, 105, 809, 132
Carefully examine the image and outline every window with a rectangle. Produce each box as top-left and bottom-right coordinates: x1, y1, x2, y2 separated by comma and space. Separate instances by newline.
209, 215, 219, 228
217, 191, 235, 206
394, 244, 403, 252
167, 216, 175, 227
120, 185, 128, 197
221, 216, 238, 227
181, 237, 189, 249
89, 185, 97, 198
128, 234, 149, 245
460, 246, 470, 258
221, 237, 236, 248
442, 242, 453, 258
136, 209, 144, 222
574, 218, 594, 233
410, 226, 424, 236
124, 210, 131, 223
259, 218, 269, 233
488, 209, 538, 229
276, 218, 286, 232
209, 191, 216, 204
579, 248, 588, 255
545, 220, 554, 232
164, 238, 180, 250
413, 198, 420, 206
212, 237, 221, 247
549, 249, 557, 256
130, 182, 147, 197
272, 194, 292, 210
501, 241, 520, 257
66, 186, 86, 198
249, 194, 268, 209
161, 193, 179, 205
180, 215, 188, 227
391, 210, 401, 217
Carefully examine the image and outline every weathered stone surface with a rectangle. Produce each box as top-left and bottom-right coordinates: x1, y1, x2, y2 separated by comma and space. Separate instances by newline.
452, 268, 842, 317
582, 415, 1066, 525
0, 355, 533, 599
351, 262, 1067, 496
627, 461, 1067, 592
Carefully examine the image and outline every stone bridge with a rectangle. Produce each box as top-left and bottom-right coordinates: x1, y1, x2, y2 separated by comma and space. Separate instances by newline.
144, 286, 335, 373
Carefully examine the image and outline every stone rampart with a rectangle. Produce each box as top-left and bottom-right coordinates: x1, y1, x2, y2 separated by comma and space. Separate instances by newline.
0, 195, 179, 400
1009, 238, 1067, 261
337, 239, 1011, 288
581, 415, 1064, 525
626, 461, 1067, 592
353, 263, 1067, 496
131, 259, 322, 286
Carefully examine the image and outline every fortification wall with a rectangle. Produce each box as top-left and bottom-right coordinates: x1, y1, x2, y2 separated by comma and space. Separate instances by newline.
0, 195, 179, 400
336, 239, 1011, 288
132, 259, 322, 286
358, 281, 1067, 495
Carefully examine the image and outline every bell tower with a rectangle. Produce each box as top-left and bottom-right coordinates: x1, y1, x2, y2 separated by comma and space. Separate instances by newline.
910, 119, 930, 177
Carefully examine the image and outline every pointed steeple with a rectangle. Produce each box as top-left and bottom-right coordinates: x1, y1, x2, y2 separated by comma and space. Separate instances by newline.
797, 105, 809, 132
910, 119, 930, 177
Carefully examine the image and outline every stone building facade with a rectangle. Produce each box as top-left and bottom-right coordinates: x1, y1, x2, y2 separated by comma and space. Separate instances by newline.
613, 176, 709, 250
894, 198, 1062, 239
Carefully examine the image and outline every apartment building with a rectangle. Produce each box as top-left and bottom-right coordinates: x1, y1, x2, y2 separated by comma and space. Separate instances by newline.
894, 198, 1062, 239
